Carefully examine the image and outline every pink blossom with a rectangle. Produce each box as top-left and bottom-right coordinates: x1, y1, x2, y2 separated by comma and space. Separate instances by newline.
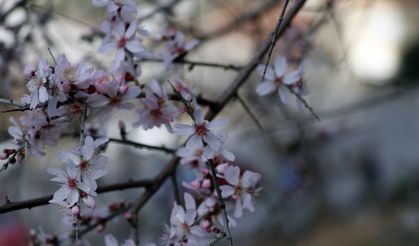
176, 140, 213, 169
99, 20, 146, 71
58, 136, 109, 190
25, 59, 51, 109
173, 109, 228, 152
158, 29, 199, 68
54, 54, 96, 94
87, 77, 140, 117
132, 80, 177, 130
220, 165, 261, 218
166, 193, 209, 245
197, 196, 237, 228
48, 165, 95, 207
256, 56, 304, 104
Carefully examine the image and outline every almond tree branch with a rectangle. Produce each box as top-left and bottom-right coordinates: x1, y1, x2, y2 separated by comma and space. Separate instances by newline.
108, 138, 175, 154
261, 0, 290, 82
0, 98, 26, 108
0, 178, 153, 214
140, 57, 242, 71
138, 0, 182, 22
196, 0, 280, 41
235, 93, 265, 132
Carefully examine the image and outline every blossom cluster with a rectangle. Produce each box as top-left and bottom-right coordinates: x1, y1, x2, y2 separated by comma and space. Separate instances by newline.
159, 87, 261, 245
0, 0, 280, 245
48, 136, 108, 209
155, 28, 199, 68
93, 0, 150, 73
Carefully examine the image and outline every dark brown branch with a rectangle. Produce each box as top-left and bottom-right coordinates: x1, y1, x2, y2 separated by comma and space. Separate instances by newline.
197, 0, 279, 41
80, 203, 129, 237
138, 0, 182, 22
206, 0, 307, 120
141, 57, 242, 71
0, 178, 153, 214
108, 138, 175, 154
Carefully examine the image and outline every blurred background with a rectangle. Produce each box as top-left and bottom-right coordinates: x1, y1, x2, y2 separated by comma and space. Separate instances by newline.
1, 0, 419, 245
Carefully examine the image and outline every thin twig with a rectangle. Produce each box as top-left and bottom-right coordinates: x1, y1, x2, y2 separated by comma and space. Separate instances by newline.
197, 0, 279, 41
207, 160, 234, 246
141, 57, 242, 71
138, 0, 182, 22
288, 87, 320, 121
108, 138, 175, 154
79, 203, 131, 237
0, 98, 26, 108
171, 172, 182, 205
29, 4, 97, 29
235, 93, 265, 132
75, 104, 88, 242
47, 47, 57, 65
261, 0, 290, 82
209, 233, 227, 246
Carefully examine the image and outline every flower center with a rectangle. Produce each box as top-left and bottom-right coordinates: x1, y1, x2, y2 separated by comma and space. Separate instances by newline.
175, 47, 186, 55
67, 178, 77, 189
79, 161, 89, 171
109, 97, 121, 106
195, 124, 208, 136
274, 77, 283, 86
150, 108, 161, 117
118, 37, 127, 48
194, 148, 203, 157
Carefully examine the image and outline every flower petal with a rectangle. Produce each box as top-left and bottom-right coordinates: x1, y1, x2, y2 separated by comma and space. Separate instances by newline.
207, 118, 228, 131
256, 81, 276, 96
278, 86, 291, 104
220, 185, 235, 198
256, 65, 275, 81
224, 165, 240, 185
82, 136, 95, 160
126, 39, 145, 53
274, 56, 287, 76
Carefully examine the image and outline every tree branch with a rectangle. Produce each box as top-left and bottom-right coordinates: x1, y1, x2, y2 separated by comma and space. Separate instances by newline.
138, 0, 182, 22
0, 178, 153, 214
0, 98, 26, 108
141, 57, 242, 71
108, 138, 175, 154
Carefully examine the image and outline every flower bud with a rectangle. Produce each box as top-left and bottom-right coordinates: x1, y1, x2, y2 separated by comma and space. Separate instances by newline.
201, 220, 210, 229
97, 224, 105, 233
202, 179, 211, 188
71, 205, 80, 215
190, 180, 200, 189
119, 84, 129, 94
83, 196, 96, 209
124, 211, 133, 221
